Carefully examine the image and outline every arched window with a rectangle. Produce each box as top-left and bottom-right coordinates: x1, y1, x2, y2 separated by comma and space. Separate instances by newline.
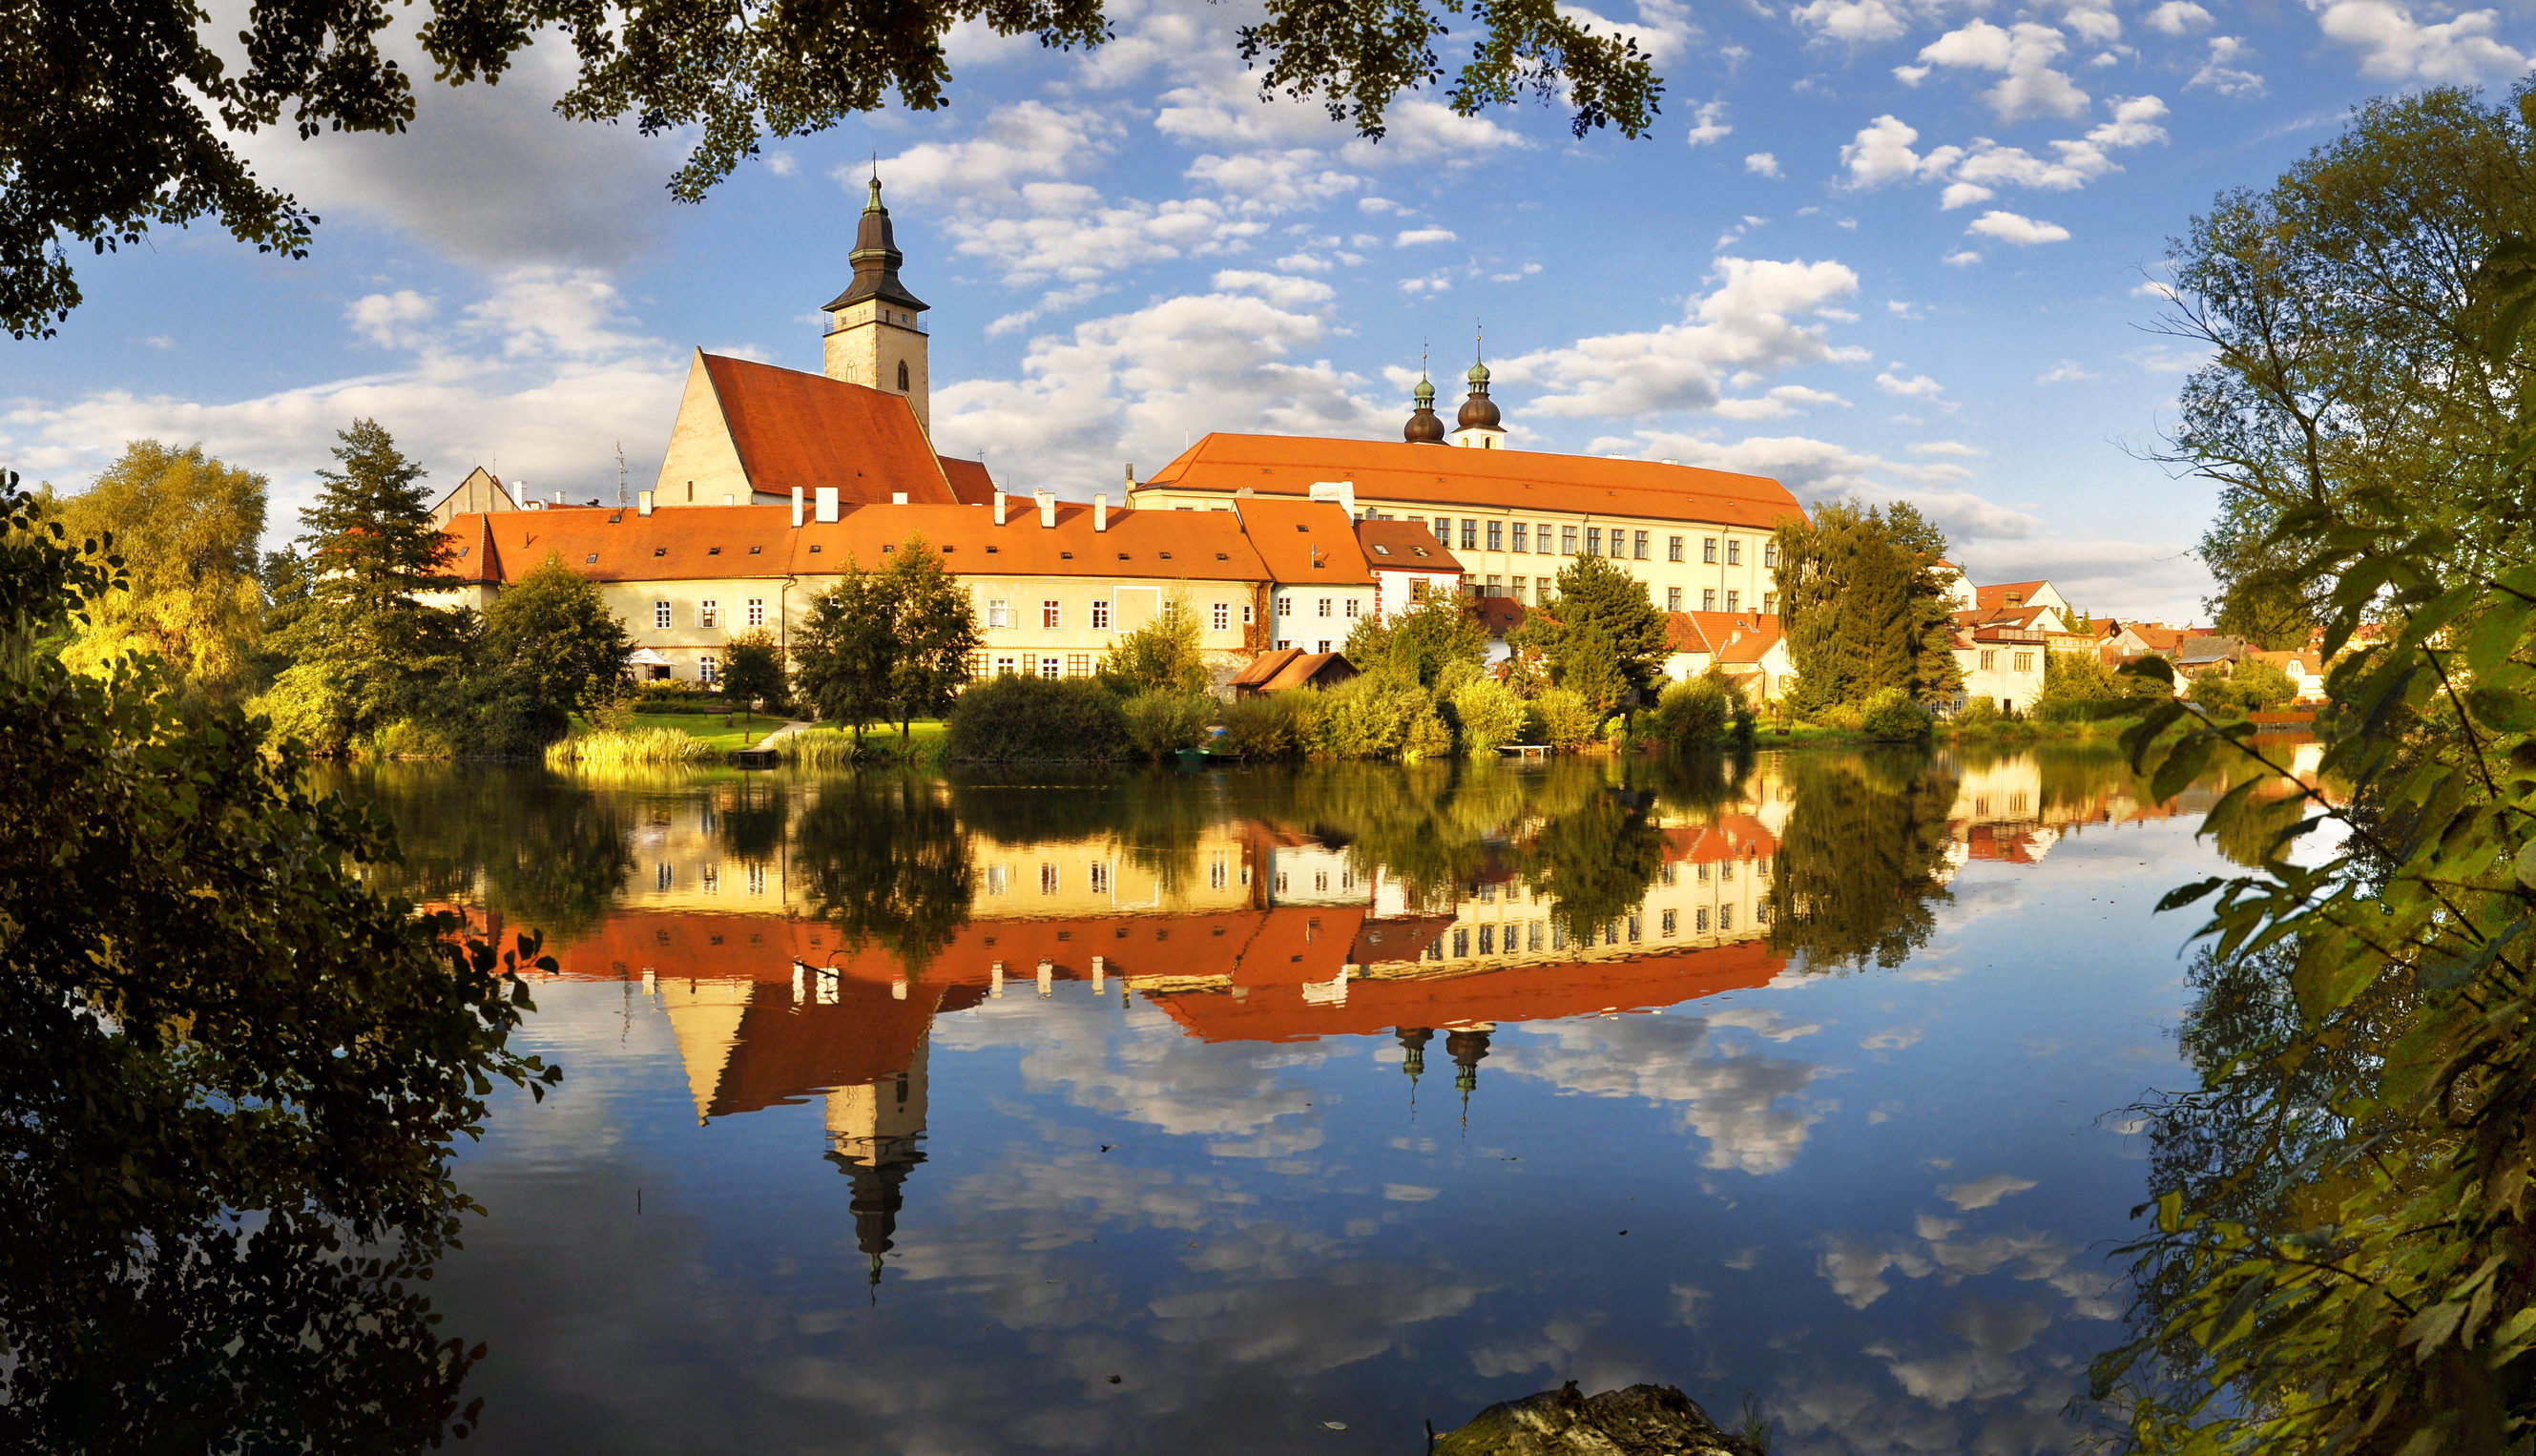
897, 361, 910, 391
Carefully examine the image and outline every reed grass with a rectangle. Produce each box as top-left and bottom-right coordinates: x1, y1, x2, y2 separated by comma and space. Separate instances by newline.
545, 726, 724, 771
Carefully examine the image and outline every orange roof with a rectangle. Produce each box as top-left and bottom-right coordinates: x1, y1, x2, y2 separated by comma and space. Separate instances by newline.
1356, 518, 1464, 573
1230, 648, 1302, 688
938, 455, 998, 506
1232, 496, 1374, 585
1472, 596, 1529, 637
1658, 815, 1779, 863
441, 500, 1275, 585
1974, 580, 2049, 612
1139, 433, 1806, 531
696, 353, 955, 505
1673, 611, 1781, 663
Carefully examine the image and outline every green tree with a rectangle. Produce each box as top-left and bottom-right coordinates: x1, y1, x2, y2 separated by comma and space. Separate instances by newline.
478, 552, 631, 746
2155, 88, 2536, 641
884, 533, 983, 732
720, 628, 786, 718
47, 441, 267, 701
793, 561, 897, 743
1098, 593, 1208, 697
1774, 502, 1962, 711
259, 421, 463, 753
1513, 553, 1669, 717
1344, 596, 1486, 688
0, 469, 557, 1446
5, 0, 1659, 340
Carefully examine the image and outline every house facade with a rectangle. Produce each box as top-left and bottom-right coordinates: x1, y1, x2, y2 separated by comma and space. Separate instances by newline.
1662, 611, 1794, 702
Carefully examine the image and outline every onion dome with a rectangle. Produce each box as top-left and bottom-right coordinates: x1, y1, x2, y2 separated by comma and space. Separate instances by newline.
1403, 374, 1446, 444
1456, 358, 1501, 431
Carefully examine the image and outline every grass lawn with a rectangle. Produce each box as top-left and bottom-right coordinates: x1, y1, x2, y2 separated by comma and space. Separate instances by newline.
572, 711, 785, 753
782, 719, 949, 763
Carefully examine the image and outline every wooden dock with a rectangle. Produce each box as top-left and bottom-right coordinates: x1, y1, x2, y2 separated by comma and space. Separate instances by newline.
1498, 743, 1549, 760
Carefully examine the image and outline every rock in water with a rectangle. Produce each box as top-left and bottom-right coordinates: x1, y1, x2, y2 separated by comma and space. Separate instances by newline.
1431, 1382, 1762, 1456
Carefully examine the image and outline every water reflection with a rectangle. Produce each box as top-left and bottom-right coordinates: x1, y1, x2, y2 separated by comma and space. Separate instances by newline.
332, 744, 2272, 1453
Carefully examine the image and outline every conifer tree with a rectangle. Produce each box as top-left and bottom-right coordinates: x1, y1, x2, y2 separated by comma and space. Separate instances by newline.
1515, 554, 1669, 717
1774, 502, 1963, 712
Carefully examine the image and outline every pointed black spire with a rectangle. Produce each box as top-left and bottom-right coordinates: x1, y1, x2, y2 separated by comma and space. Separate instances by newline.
823, 174, 928, 314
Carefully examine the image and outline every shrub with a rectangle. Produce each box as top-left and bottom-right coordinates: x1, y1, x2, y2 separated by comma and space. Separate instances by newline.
1218, 694, 1308, 759
1812, 702, 1865, 732
1123, 691, 1214, 760
1860, 686, 1934, 740
373, 718, 457, 759
1653, 673, 1737, 746
1952, 695, 2002, 728
1731, 705, 1756, 749
1533, 687, 1597, 751
1402, 701, 1453, 761
946, 675, 1131, 761
1449, 676, 1530, 756
1314, 675, 1437, 760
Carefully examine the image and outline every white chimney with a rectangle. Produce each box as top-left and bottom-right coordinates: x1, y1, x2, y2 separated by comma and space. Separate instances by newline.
637, 490, 654, 516
551, 490, 563, 507
1094, 494, 1109, 531
791, 486, 804, 528
891, 491, 908, 506
1035, 489, 1056, 529
1307, 479, 1357, 517
993, 489, 1008, 526
815, 487, 840, 524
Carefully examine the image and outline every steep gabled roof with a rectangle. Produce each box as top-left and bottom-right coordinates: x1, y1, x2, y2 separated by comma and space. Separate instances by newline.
1232, 496, 1374, 585
1974, 580, 2050, 612
938, 455, 997, 506
1139, 433, 1805, 530
1678, 611, 1782, 663
696, 353, 955, 505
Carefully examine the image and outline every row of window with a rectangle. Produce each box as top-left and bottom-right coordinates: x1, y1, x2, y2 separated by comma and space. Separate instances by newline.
649, 862, 768, 894
652, 598, 765, 630
1424, 902, 1770, 959
985, 599, 1249, 632
1660, 587, 1780, 615
1977, 650, 2038, 673
981, 862, 1133, 896
1273, 594, 1362, 619
1424, 517, 1777, 569
972, 652, 1094, 680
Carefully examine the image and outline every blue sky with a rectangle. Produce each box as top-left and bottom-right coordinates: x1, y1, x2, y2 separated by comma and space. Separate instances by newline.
6, 0, 2530, 617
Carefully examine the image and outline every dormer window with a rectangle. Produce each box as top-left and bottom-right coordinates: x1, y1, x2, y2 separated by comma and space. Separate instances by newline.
654, 547, 667, 557
584, 552, 598, 564
1371, 544, 1391, 555
1060, 551, 1073, 560
707, 546, 721, 556
747, 544, 761, 555
1159, 551, 1173, 560
809, 544, 822, 553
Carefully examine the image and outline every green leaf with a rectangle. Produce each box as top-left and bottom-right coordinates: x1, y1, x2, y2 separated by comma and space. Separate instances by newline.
2515, 839, 2536, 890
2153, 735, 2217, 802
2157, 877, 2227, 912
2121, 655, 2175, 686
2468, 597, 2532, 676
2466, 685, 2536, 732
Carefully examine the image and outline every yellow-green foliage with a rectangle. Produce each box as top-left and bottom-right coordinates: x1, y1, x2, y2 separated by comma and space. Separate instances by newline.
1123, 692, 1214, 759
373, 718, 456, 759
544, 726, 722, 770
1218, 694, 1311, 759
1532, 687, 1597, 750
1449, 676, 1531, 756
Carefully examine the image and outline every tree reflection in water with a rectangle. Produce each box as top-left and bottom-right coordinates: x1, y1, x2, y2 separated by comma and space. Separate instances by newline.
1765, 747, 1962, 970
797, 773, 976, 976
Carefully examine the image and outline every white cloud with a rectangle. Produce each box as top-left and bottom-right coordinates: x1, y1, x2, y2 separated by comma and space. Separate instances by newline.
1340, 101, 1529, 166
1914, 21, 2092, 122
2145, 0, 2214, 33
1966, 210, 2071, 244
2063, 6, 2121, 44
1878, 369, 1944, 397
1357, 196, 1406, 214
1394, 227, 1460, 247
1908, 440, 1985, 455
1840, 115, 1962, 187
1940, 182, 1996, 209
1686, 97, 1734, 146
1944, 249, 1985, 266
1560, 0, 1703, 61
1398, 274, 1454, 294
1600, 429, 2043, 541
2131, 279, 2178, 301
1209, 270, 1339, 308
872, 101, 1121, 205
1714, 385, 1851, 419
762, 151, 797, 177
1492, 256, 1865, 418
1746, 153, 1783, 177
2037, 359, 2097, 382
1792, 0, 1910, 44
2190, 35, 2266, 95
2316, 0, 2528, 81
347, 289, 436, 349
939, 192, 1265, 286
2088, 94, 2172, 149
1274, 252, 1336, 274
1184, 151, 1362, 214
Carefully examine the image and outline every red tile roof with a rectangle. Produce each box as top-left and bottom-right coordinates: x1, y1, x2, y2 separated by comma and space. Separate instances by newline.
1138, 433, 1806, 530
1232, 496, 1374, 585
1355, 518, 1463, 573
1974, 580, 2050, 612
442, 500, 1278, 585
1471, 596, 1529, 637
1670, 611, 1782, 663
938, 455, 998, 506
696, 353, 956, 505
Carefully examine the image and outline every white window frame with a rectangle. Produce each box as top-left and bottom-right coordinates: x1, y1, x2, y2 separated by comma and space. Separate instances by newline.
654, 600, 672, 630
1212, 602, 1231, 631
699, 600, 719, 629
745, 598, 765, 629
1091, 599, 1111, 630
1042, 599, 1061, 630
987, 598, 1010, 630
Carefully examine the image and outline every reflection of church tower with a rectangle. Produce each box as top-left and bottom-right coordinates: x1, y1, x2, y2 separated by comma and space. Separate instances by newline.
1445, 1025, 1494, 1126
1397, 1027, 1434, 1108
825, 1031, 931, 1288
821, 173, 932, 432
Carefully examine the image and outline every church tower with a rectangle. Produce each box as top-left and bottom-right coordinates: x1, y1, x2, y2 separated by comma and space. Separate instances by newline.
822, 173, 932, 434
1450, 341, 1506, 449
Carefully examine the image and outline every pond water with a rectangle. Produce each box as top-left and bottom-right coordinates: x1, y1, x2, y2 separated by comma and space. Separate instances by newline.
338, 745, 2291, 1455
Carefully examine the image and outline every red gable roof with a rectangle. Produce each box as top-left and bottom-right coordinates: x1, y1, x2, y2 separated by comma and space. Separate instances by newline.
1141, 433, 1806, 531
697, 353, 955, 505
938, 455, 998, 506
1232, 497, 1374, 585
1356, 518, 1463, 573
1672, 611, 1782, 663
1974, 580, 2049, 612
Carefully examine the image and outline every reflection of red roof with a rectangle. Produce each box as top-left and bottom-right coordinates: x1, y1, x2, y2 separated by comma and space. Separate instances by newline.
1659, 815, 1778, 863
699, 353, 956, 504
1149, 938, 1787, 1044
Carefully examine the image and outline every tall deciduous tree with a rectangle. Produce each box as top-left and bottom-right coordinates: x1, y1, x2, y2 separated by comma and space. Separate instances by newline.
478, 552, 631, 745
1343, 596, 1486, 688
720, 628, 787, 718
1512, 553, 1668, 717
883, 534, 981, 733
793, 560, 898, 743
46, 441, 267, 701
4, 0, 1661, 339
0, 468, 557, 1446
1099, 593, 1209, 697
1773, 502, 1962, 712
260, 421, 462, 751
